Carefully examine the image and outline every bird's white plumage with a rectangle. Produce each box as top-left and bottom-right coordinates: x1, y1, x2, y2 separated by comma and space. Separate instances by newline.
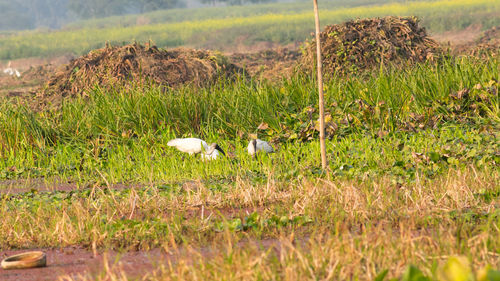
201, 149, 220, 160
3, 62, 20, 77
168, 138, 224, 160
3, 68, 20, 77
247, 139, 274, 156
247, 141, 256, 156
167, 138, 208, 155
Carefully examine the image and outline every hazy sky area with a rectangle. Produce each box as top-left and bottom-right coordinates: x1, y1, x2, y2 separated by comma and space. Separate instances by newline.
0, 0, 290, 31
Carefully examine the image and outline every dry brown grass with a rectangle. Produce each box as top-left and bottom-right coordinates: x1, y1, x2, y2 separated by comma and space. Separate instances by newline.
1, 167, 497, 280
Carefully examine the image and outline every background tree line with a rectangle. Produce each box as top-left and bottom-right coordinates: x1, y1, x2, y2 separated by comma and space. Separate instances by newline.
0, 0, 274, 31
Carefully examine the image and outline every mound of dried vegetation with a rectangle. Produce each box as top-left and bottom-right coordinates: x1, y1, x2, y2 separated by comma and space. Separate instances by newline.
301, 16, 440, 75
474, 26, 500, 52
37, 43, 243, 108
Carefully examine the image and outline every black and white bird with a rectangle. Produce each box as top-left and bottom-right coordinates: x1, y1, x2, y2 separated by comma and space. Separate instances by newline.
247, 139, 274, 157
167, 138, 225, 160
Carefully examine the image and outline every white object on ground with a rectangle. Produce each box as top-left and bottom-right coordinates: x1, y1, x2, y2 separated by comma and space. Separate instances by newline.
201, 148, 221, 160
2, 61, 20, 77
167, 138, 225, 160
247, 139, 275, 156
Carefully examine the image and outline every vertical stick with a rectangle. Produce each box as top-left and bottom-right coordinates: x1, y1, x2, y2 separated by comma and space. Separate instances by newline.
313, 0, 327, 170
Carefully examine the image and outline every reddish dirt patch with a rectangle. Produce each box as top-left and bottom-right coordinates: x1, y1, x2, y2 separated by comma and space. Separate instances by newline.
223, 36, 301, 54
432, 24, 483, 47
0, 238, 285, 281
0, 247, 170, 281
229, 48, 300, 80
434, 25, 500, 55
1, 55, 74, 73
0, 55, 74, 99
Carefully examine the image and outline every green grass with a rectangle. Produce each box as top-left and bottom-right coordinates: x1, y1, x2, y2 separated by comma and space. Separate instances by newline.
0, 0, 499, 60
0, 122, 498, 185
0, 54, 498, 185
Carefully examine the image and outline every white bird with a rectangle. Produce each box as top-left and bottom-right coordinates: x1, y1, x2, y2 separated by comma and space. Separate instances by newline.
201, 148, 221, 160
3, 62, 20, 77
247, 139, 275, 156
167, 138, 225, 160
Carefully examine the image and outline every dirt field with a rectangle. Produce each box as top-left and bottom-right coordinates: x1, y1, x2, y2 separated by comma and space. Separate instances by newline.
1, 242, 281, 281
431, 24, 483, 47
1, 247, 170, 281
1, 217, 282, 281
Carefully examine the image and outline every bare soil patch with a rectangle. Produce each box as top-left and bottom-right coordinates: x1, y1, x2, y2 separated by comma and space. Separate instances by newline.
0, 247, 169, 281
0, 238, 284, 281
0, 55, 74, 99
1, 55, 74, 73
435, 25, 500, 55
229, 48, 300, 80
221, 36, 301, 54
432, 24, 483, 47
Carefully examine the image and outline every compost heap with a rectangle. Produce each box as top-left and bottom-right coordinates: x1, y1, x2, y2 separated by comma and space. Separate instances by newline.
301, 16, 440, 75
476, 26, 500, 51
39, 43, 242, 107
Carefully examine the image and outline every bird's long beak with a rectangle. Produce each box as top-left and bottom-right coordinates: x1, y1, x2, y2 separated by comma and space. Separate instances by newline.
252, 141, 257, 158
215, 144, 225, 156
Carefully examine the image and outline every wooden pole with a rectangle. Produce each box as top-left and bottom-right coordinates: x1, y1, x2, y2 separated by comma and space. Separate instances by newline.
313, 0, 327, 170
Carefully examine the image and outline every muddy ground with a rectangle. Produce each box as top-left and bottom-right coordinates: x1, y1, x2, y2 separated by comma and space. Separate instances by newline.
0, 227, 282, 281
1, 240, 283, 281
1, 247, 170, 281
0, 177, 278, 280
